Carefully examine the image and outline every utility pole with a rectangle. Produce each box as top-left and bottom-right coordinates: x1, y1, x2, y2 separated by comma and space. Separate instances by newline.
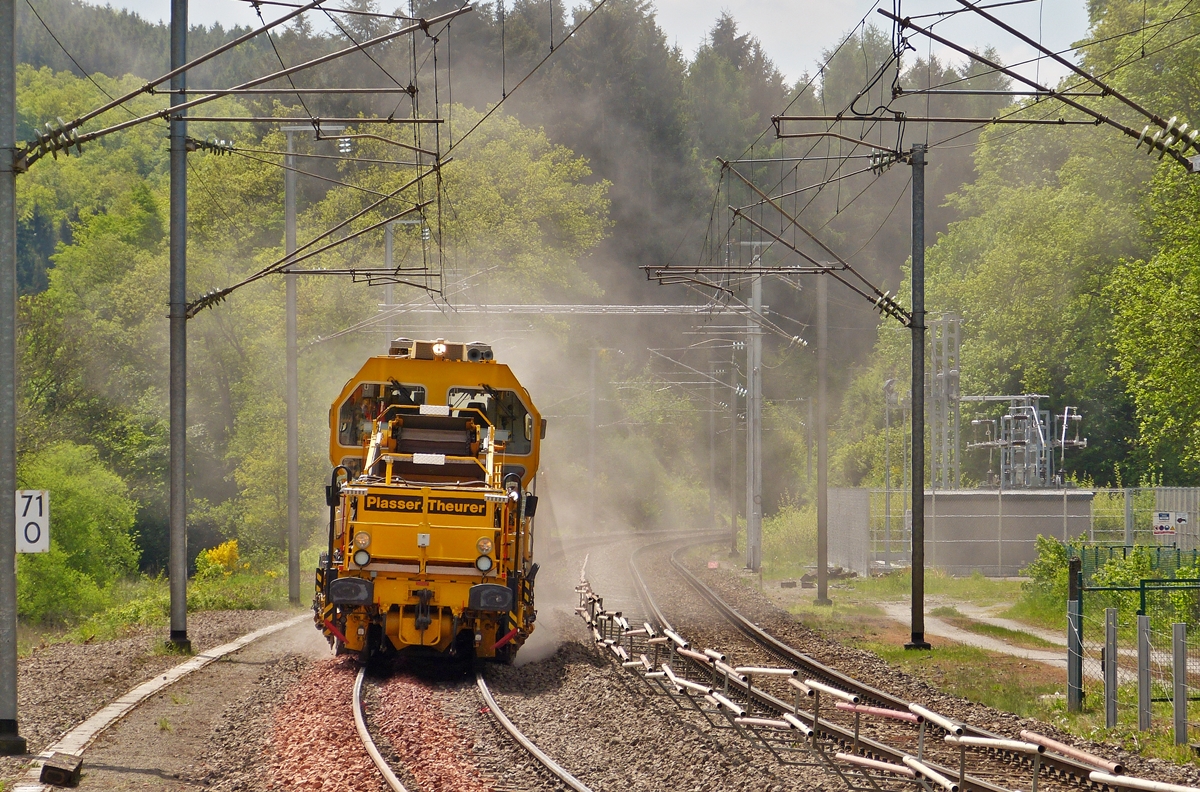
907, 143, 931, 650
709, 362, 717, 530
284, 129, 299, 606
168, 0, 190, 652
806, 398, 813, 482
589, 347, 597, 520
729, 346, 739, 554
884, 379, 895, 567
815, 276, 831, 605
0, 0, 26, 756
384, 223, 394, 344
746, 255, 763, 571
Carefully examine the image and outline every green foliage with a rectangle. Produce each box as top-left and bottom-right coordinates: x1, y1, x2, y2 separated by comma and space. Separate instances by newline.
761, 499, 815, 577
13, 53, 616, 564
685, 13, 789, 162
1023, 535, 1070, 602
73, 564, 294, 642
825, 0, 1200, 489
1106, 208, 1200, 479
15, 442, 139, 623
592, 364, 709, 530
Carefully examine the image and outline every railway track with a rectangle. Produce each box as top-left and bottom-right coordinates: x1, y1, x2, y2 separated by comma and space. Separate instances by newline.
345, 528, 676, 787
347, 529, 685, 792
353, 665, 595, 792
659, 540, 1097, 790
575, 535, 1197, 792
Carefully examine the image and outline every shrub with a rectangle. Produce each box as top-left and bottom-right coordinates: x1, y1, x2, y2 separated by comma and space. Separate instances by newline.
762, 499, 816, 575
195, 539, 240, 579
1022, 534, 1069, 602
16, 442, 139, 623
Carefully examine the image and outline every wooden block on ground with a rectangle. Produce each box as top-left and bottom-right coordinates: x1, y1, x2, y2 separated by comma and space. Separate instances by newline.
39, 752, 82, 787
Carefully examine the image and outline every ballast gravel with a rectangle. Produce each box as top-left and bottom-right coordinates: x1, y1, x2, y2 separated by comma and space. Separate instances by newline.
468, 538, 843, 792
0, 608, 292, 787
370, 672, 491, 792
269, 656, 386, 792
186, 652, 312, 791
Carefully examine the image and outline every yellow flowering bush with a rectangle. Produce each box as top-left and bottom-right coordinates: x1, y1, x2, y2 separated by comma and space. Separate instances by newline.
195, 540, 240, 579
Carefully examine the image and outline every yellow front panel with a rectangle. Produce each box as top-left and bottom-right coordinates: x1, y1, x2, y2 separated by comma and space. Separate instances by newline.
351, 486, 495, 567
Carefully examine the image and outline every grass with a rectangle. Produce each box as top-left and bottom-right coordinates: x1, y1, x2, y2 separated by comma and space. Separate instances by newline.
157, 717, 172, 732
872, 640, 1064, 717
70, 570, 294, 645
1001, 593, 1067, 632
15, 549, 318, 656
780, 584, 1200, 766
929, 606, 1058, 649
829, 569, 1024, 607
767, 554, 1063, 635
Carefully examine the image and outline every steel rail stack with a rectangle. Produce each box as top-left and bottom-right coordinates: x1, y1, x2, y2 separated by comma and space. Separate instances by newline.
571, 537, 1199, 792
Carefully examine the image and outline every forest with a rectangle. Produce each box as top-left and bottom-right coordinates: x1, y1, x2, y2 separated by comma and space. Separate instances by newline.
9, 0, 1200, 622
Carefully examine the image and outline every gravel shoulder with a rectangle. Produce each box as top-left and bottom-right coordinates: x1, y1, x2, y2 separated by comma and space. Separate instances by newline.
0, 609, 299, 788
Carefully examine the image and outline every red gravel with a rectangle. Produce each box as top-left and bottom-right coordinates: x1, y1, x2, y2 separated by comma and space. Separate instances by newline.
269, 657, 384, 792
373, 674, 490, 792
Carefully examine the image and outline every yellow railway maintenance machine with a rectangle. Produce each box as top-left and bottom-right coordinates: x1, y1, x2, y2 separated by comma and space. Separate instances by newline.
313, 338, 544, 664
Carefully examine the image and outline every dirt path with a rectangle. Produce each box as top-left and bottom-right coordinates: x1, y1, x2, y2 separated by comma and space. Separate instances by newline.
878, 601, 1068, 668
74, 618, 330, 791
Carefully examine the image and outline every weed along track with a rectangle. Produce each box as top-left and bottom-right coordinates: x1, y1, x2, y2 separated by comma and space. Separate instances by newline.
569, 535, 1200, 792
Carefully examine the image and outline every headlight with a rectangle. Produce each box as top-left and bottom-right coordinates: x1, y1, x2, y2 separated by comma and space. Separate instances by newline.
354, 531, 371, 549
475, 555, 494, 572
476, 537, 493, 554
353, 549, 371, 566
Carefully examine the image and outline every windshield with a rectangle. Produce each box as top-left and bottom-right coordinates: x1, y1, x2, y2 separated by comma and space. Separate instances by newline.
338, 381, 426, 447
448, 387, 532, 455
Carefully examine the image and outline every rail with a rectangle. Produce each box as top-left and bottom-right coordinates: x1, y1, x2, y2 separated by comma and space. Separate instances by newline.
624, 541, 1012, 792
348, 529, 651, 792
353, 666, 410, 792
476, 673, 595, 792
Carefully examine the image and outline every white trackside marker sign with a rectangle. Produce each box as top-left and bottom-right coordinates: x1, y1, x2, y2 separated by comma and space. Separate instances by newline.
16, 490, 49, 553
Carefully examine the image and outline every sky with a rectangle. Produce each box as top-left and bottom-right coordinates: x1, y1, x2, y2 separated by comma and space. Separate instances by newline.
91, 0, 1092, 86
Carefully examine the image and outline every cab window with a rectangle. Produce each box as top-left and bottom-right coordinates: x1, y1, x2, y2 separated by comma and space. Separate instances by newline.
338, 381, 426, 446
448, 387, 532, 455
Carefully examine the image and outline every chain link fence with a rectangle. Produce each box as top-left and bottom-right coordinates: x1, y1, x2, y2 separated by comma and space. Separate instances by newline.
1076, 579, 1200, 741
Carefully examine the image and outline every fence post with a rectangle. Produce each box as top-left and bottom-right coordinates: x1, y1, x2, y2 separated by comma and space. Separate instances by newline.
1068, 597, 1083, 712
1175, 623, 1187, 746
1105, 607, 1118, 728
1067, 557, 1083, 712
1125, 488, 1134, 545
1138, 614, 1151, 731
